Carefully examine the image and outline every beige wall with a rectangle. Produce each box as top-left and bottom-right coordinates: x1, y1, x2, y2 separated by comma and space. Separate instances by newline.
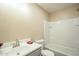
49, 5, 79, 22
0, 3, 48, 43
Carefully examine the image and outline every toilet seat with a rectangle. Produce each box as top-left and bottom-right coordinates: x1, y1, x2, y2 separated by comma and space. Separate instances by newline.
41, 50, 54, 56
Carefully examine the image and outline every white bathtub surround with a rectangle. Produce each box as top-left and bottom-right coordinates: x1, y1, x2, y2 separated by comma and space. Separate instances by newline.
0, 39, 42, 56
45, 17, 79, 56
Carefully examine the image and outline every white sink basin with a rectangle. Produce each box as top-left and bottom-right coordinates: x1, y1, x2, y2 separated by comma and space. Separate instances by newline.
3, 46, 30, 56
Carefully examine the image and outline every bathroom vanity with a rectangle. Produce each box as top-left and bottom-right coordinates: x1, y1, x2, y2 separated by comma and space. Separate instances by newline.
0, 43, 41, 56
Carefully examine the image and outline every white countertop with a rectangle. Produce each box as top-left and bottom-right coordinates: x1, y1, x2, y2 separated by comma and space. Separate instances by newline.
0, 43, 41, 56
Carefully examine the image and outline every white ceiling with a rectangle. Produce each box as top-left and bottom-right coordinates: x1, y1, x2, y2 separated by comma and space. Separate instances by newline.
37, 3, 78, 13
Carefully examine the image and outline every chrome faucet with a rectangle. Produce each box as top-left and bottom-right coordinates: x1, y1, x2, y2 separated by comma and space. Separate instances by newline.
12, 39, 20, 48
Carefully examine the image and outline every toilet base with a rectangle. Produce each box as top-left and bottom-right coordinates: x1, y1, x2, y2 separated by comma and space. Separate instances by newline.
41, 49, 54, 56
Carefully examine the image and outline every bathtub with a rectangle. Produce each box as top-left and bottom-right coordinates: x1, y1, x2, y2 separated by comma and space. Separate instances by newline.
45, 44, 79, 56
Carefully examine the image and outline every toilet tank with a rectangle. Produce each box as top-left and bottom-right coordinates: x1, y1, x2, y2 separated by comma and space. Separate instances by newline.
35, 40, 45, 49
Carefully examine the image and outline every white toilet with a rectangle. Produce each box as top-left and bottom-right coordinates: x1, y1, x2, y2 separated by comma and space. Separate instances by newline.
35, 40, 54, 56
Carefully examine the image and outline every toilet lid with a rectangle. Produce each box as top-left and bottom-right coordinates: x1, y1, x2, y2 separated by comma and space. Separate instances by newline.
41, 50, 54, 56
